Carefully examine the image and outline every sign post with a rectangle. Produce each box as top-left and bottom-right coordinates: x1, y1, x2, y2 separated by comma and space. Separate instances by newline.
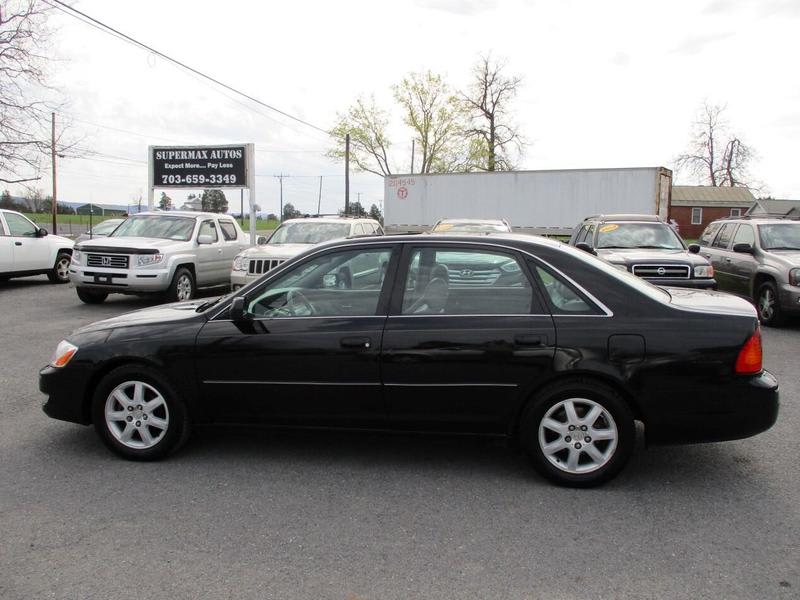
147, 143, 257, 244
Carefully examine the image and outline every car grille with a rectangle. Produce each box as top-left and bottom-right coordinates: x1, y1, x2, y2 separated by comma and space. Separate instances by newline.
632, 264, 690, 279
248, 258, 285, 275
447, 267, 501, 286
86, 254, 129, 269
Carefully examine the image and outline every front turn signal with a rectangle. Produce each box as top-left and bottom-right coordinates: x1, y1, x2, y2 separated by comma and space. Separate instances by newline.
51, 340, 78, 368
735, 329, 762, 375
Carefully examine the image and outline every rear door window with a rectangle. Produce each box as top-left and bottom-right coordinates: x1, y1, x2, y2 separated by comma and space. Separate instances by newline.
219, 220, 238, 241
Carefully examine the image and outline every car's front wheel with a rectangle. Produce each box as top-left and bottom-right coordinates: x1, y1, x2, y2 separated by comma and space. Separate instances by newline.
76, 288, 108, 304
47, 252, 71, 283
92, 365, 190, 460
756, 281, 784, 327
520, 380, 635, 487
167, 267, 195, 302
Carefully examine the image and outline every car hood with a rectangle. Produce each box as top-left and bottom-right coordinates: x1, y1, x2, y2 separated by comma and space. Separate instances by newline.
72, 300, 207, 335
666, 287, 756, 317
49, 234, 74, 246
76, 237, 188, 252
766, 250, 800, 265
240, 243, 311, 259
596, 248, 707, 265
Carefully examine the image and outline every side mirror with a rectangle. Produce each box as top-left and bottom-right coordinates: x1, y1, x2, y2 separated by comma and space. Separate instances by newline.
733, 243, 754, 254
688, 243, 700, 254
230, 296, 250, 321
37, 228, 48, 237
197, 234, 214, 245
575, 242, 597, 256
257, 236, 268, 245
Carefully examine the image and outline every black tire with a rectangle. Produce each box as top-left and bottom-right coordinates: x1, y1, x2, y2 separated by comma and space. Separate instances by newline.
91, 365, 190, 461
47, 252, 72, 283
519, 379, 635, 487
76, 287, 108, 304
167, 267, 195, 302
756, 281, 784, 327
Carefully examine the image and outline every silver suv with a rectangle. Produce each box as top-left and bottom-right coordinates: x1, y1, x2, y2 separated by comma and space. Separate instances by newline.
70, 211, 247, 304
231, 215, 384, 289
698, 217, 800, 326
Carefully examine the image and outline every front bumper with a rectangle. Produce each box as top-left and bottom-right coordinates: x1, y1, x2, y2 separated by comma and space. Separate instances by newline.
778, 282, 800, 314
70, 264, 171, 293
230, 270, 263, 290
648, 277, 717, 290
646, 369, 779, 445
40, 364, 93, 425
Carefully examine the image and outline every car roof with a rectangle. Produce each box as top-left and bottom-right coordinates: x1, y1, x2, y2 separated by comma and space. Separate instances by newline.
311, 232, 563, 252
582, 214, 663, 223
710, 217, 800, 226
282, 216, 379, 224
435, 218, 508, 224
134, 211, 233, 219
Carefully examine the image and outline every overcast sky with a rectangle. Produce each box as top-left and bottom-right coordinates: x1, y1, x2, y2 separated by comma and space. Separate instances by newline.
23, 0, 800, 214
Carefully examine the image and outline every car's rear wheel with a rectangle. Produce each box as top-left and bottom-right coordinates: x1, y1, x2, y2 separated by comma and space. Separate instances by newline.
47, 252, 71, 283
520, 380, 634, 487
168, 267, 195, 302
76, 287, 108, 304
91, 365, 189, 461
756, 281, 784, 327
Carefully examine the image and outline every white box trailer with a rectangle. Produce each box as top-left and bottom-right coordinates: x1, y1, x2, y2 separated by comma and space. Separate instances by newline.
384, 166, 672, 235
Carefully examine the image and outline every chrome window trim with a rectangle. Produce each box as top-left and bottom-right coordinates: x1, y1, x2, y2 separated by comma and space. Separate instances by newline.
203, 380, 380, 386
209, 238, 614, 320
384, 382, 518, 388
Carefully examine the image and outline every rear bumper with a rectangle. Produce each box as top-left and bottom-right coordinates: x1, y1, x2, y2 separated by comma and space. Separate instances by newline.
646, 370, 779, 444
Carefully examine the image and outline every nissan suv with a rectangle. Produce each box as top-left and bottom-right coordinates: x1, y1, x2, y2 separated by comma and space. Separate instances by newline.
70, 211, 248, 304
569, 214, 716, 289
698, 217, 800, 326
231, 215, 384, 289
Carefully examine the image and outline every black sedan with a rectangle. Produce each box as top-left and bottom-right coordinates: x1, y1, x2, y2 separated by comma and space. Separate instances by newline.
40, 234, 779, 486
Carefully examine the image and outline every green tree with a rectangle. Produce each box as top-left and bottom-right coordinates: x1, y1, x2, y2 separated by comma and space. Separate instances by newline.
368, 203, 383, 224
341, 201, 367, 217
282, 202, 302, 220
159, 191, 173, 210
394, 71, 468, 173
0, 189, 13, 208
461, 55, 524, 171
328, 95, 393, 176
200, 189, 228, 213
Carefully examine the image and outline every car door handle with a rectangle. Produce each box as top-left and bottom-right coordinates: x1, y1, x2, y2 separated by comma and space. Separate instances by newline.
515, 334, 547, 347
725, 257, 732, 262
14, 241, 22, 246
340, 336, 371, 349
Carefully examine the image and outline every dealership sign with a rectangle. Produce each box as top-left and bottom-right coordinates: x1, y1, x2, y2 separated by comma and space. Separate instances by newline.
150, 144, 249, 188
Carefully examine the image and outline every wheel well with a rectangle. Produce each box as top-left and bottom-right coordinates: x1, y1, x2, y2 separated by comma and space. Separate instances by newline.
512, 373, 645, 436
58, 247, 73, 256
752, 273, 775, 299
82, 358, 158, 423
175, 262, 195, 279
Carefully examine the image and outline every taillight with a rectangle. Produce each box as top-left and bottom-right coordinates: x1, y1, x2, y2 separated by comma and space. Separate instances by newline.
735, 328, 762, 375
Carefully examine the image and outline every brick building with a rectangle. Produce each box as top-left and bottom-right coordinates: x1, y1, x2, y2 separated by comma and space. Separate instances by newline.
669, 186, 756, 239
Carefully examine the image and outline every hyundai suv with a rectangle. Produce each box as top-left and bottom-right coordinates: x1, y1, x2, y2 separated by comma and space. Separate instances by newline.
569, 214, 716, 289
698, 217, 800, 326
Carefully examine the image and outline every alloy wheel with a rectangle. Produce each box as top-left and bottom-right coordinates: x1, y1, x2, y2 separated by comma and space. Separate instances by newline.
104, 381, 170, 450
56, 256, 71, 281
759, 288, 774, 321
176, 274, 193, 301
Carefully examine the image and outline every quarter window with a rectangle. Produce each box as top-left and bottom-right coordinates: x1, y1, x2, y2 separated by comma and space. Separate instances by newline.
4, 212, 38, 237
691, 207, 703, 225
247, 248, 392, 318
699, 222, 721, 246
712, 223, 735, 249
219, 220, 238, 241
533, 265, 597, 315
400, 247, 536, 315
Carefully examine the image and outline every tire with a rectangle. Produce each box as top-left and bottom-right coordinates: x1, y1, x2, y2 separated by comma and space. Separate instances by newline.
76, 287, 108, 304
756, 281, 784, 327
47, 252, 72, 283
167, 267, 195, 302
519, 379, 635, 487
91, 365, 190, 461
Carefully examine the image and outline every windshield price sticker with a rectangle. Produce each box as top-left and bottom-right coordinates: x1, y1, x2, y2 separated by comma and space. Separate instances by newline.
152, 146, 247, 188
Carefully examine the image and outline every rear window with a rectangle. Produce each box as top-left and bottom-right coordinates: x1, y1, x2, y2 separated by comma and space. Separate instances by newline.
699, 222, 722, 246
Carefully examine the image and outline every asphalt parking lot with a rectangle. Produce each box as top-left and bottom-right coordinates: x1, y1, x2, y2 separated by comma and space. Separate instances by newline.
1, 277, 798, 600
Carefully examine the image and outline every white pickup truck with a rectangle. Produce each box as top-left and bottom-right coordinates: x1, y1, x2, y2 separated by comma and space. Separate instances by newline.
70, 211, 247, 304
0, 209, 74, 284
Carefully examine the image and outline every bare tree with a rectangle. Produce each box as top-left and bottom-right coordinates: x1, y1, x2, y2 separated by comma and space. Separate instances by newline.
328, 96, 393, 177
676, 101, 757, 188
393, 71, 467, 173
461, 55, 524, 171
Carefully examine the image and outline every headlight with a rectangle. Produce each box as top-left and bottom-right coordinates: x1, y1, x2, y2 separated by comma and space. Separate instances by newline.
232, 255, 247, 271
71, 249, 82, 264
50, 340, 78, 368
789, 268, 800, 287
137, 253, 164, 267
694, 265, 714, 278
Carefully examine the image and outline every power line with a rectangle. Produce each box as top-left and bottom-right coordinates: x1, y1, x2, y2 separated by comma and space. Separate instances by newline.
47, 0, 331, 136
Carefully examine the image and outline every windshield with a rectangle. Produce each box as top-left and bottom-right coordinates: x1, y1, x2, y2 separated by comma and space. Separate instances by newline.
111, 215, 196, 241
759, 223, 800, 250
91, 220, 122, 235
268, 222, 350, 244
596, 222, 684, 250
433, 221, 510, 233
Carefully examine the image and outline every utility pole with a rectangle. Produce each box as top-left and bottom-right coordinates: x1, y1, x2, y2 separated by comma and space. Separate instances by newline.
356, 192, 362, 214
345, 133, 350, 215
275, 174, 284, 220
411, 139, 415, 174
317, 176, 322, 215
51, 112, 57, 234
240, 189, 244, 227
